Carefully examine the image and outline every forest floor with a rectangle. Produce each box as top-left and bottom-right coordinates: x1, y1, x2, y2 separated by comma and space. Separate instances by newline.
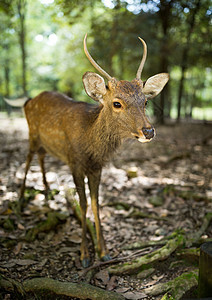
0, 116, 212, 300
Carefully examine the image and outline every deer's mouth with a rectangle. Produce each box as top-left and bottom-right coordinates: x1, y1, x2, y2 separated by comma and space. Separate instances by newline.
137, 137, 153, 143
131, 131, 154, 143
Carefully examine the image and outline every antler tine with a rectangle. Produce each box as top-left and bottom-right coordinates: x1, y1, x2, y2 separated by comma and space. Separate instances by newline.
136, 37, 147, 80
84, 34, 112, 81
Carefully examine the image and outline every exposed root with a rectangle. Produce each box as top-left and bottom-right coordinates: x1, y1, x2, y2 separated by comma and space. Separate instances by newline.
144, 269, 198, 300
0, 276, 125, 300
107, 230, 185, 275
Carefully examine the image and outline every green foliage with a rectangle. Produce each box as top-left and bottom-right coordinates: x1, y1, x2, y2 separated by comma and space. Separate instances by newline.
0, 0, 211, 119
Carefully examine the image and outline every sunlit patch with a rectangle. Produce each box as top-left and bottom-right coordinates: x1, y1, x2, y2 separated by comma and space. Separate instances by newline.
40, 0, 54, 4
47, 33, 58, 46
35, 34, 44, 42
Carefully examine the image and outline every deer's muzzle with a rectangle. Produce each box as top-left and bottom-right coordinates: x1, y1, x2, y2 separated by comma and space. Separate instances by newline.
132, 127, 155, 143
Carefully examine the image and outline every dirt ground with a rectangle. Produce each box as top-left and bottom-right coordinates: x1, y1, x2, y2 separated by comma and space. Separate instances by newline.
0, 116, 212, 299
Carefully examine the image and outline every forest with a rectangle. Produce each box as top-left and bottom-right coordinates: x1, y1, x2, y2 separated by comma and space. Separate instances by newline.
0, 1, 212, 300
0, 0, 211, 121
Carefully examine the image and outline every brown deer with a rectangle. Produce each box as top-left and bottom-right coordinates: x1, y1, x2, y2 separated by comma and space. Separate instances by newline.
6, 34, 169, 267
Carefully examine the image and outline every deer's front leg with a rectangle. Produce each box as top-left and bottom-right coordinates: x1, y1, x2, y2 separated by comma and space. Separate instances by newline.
88, 170, 111, 261
73, 173, 90, 268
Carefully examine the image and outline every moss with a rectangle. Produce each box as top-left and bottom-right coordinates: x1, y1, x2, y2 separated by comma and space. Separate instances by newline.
149, 194, 164, 207
3, 218, 15, 231
25, 211, 68, 242
161, 293, 175, 300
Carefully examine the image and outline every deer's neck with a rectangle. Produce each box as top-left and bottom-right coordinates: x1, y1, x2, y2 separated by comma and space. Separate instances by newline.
87, 105, 121, 164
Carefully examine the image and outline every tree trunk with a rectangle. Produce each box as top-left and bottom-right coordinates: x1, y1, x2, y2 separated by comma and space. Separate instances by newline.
3, 44, 11, 115
158, 53, 169, 123
198, 242, 212, 298
108, 0, 121, 77
4, 62, 10, 97
156, 0, 173, 124
177, 64, 186, 120
17, 0, 27, 96
177, 0, 201, 121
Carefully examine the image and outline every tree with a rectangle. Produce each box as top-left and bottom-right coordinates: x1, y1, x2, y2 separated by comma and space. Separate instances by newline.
16, 0, 28, 96
0, 0, 28, 97
177, 0, 201, 121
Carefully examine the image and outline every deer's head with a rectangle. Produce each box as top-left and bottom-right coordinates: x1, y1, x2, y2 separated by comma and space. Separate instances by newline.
83, 34, 169, 143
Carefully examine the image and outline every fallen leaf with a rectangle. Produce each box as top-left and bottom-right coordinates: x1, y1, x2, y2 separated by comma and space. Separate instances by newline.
38, 258, 48, 267
12, 259, 37, 266
106, 275, 117, 291
0, 261, 16, 268
13, 242, 22, 255
59, 247, 76, 253
17, 223, 25, 230
69, 233, 82, 244
95, 269, 110, 285
116, 287, 130, 293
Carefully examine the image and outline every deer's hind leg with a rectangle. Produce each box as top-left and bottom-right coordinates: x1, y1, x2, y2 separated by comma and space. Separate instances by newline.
19, 150, 34, 200
38, 147, 49, 194
19, 136, 39, 200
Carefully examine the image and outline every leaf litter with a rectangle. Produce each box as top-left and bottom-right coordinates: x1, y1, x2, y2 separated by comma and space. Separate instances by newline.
0, 117, 212, 299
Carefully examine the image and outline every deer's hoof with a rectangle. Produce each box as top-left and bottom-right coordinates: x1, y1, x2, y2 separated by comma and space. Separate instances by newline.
81, 258, 90, 268
101, 254, 112, 262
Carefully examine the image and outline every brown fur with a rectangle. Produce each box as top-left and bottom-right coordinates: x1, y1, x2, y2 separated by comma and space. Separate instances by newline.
20, 69, 168, 267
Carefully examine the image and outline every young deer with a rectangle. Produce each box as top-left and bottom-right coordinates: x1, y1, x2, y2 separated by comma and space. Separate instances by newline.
10, 34, 169, 267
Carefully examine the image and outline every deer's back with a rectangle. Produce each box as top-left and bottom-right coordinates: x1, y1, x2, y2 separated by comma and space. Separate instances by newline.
24, 91, 101, 169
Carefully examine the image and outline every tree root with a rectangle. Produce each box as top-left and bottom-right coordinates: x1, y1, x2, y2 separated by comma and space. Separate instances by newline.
106, 212, 211, 298
111, 212, 212, 275
186, 212, 212, 247
144, 269, 198, 300
0, 274, 25, 296
176, 247, 200, 264
122, 237, 167, 251
107, 230, 185, 275
0, 276, 125, 300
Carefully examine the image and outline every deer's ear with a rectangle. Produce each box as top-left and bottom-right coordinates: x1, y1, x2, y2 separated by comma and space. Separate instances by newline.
83, 72, 107, 102
143, 73, 169, 99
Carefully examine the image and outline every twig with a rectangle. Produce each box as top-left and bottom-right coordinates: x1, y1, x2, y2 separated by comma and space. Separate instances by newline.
80, 248, 151, 277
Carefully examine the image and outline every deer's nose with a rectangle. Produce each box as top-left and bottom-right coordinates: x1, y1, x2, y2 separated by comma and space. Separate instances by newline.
142, 127, 155, 139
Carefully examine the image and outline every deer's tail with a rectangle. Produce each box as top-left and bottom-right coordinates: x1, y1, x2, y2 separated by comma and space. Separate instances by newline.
4, 97, 29, 107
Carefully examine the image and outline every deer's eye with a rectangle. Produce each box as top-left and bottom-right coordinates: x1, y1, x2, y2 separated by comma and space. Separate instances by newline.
145, 100, 148, 107
113, 101, 122, 109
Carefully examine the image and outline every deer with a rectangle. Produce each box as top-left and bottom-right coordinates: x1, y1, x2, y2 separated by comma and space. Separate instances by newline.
5, 34, 169, 267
